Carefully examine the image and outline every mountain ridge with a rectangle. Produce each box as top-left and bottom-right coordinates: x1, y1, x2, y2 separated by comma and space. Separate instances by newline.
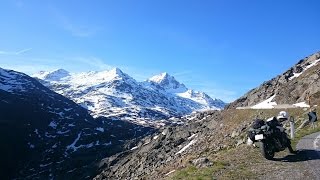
33, 68, 226, 126
93, 50, 320, 179
227, 51, 320, 109
0, 67, 155, 179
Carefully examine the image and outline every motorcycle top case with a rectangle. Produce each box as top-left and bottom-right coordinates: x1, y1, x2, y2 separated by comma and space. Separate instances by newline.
252, 119, 265, 129
266, 117, 281, 127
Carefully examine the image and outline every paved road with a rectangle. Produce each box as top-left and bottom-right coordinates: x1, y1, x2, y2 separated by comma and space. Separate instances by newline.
259, 131, 320, 180
295, 131, 320, 179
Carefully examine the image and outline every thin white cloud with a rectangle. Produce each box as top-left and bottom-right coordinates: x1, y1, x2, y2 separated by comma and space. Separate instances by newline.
16, 48, 32, 55
70, 57, 113, 71
0, 64, 58, 75
50, 6, 99, 37
0, 56, 114, 75
0, 48, 32, 55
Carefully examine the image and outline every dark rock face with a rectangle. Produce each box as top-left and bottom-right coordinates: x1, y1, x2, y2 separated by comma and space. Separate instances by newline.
94, 111, 223, 180
227, 52, 320, 109
93, 51, 320, 180
0, 68, 155, 179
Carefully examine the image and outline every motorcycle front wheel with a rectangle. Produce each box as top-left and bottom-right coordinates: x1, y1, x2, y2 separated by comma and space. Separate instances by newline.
260, 141, 275, 160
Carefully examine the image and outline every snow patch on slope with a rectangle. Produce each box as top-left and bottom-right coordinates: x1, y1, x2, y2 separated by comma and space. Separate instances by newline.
176, 139, 197, 155
251, 95, 277, 109
0, 68, 30, 92
293, 102, 310, 108
289, 59, 320, 80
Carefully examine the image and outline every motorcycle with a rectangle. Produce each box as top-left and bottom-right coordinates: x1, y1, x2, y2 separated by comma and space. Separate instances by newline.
248, 118, 292, 160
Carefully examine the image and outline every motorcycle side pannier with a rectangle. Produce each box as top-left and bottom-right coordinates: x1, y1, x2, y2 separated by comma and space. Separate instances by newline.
248, 119, 265, 141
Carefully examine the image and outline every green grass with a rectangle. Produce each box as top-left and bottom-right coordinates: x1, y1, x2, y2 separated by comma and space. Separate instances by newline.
219, 164, 255, 180
291, 122, 320, 148
170, 108, 320, 180
171, 161, 228, 180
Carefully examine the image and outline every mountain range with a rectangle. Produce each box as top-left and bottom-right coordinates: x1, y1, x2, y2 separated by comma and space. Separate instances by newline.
1, 50, 319, 179
0, 67, 155, 179
94, 51, 320, 179
0, 66, 224, 179
33, 68, 225, 126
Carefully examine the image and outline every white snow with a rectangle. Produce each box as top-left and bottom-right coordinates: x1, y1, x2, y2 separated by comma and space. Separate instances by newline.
95, 127, 104, 132
251, 95, 277, 109
40, 162, 53, 168
64, 108, 72, 111
176, 139, 197, 155
68, 123, 75, 127
57, 112, 64, 117
34, 129, 41, 138
178, 90, 206, 105
149, 72, 169, 83
67, 168, 77, 173
188, 134, 196, 140
103, 141, 112, 146
66, 132, 82, 152
0, 84, 13, 92
165, 170, 176, 176
1, 100, 9, 103
293, 102, 310, 108
48, 121, 57, 129
33, 69, 70, 81
66, 133, 98, 152
0, 68, 29, 92
57, 130, 70, 134
289, 59, 320, 80
32, 68, 224, 124
28, 142, 35, 149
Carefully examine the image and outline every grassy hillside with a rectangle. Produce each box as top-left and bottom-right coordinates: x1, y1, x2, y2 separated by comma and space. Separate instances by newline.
168, 106, 320, 180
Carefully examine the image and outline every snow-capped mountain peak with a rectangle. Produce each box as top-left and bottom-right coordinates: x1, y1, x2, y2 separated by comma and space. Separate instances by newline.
148, 72, 187, 93
110, 67, 125, 76
33, 68, 226, 123
33, 69, 70, 81
177, 89, 224, 109
149, 72, 169, 83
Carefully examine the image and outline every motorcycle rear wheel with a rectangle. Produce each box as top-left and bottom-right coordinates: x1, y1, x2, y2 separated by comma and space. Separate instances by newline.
260, 141, 275, 160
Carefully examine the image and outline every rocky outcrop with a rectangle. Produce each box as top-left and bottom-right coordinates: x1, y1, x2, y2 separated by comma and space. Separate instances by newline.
227, 51, 320, 109
94, 109, 254, 179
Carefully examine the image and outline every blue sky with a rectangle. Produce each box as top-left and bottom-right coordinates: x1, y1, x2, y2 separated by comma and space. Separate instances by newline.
1, 0, 320, 102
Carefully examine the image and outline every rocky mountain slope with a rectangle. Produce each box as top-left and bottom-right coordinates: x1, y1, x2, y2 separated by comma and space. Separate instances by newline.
33, 68, 225, 126
0, 67, 154, 179
227, 51, 320, 109
94, 51, 320, 179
